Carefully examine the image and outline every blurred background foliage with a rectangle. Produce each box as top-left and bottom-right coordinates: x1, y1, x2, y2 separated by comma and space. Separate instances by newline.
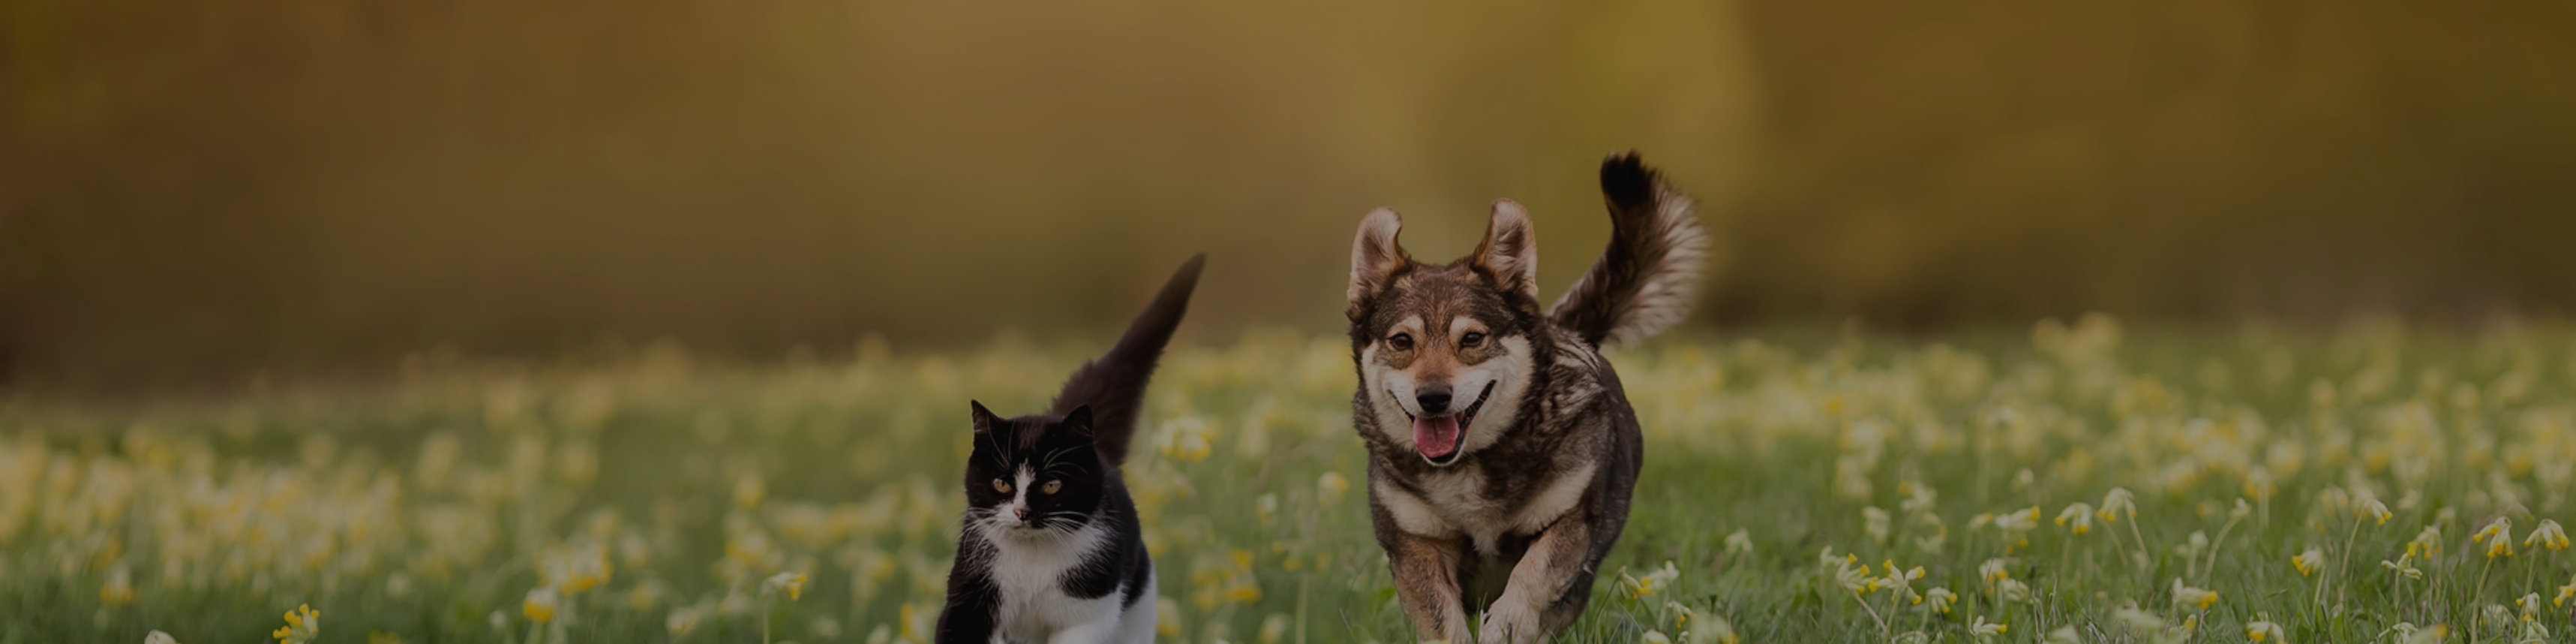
4, 0, 2572, 390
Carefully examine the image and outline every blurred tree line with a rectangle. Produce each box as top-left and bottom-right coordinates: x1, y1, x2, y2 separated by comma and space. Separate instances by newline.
2, 0, 2571, 390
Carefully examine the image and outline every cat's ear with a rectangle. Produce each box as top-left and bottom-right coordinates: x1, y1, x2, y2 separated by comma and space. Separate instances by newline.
1473, 199, 1539, 308
1060, 405, 1095, 441
969, 400, 999, 435
1348, 208, 1410, 320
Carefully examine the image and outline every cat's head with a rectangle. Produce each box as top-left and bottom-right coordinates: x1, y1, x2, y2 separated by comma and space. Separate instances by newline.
963, 401, 1109, 538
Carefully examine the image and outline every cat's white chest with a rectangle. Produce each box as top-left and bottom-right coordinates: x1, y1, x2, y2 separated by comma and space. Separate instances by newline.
983, 525, 1155, 644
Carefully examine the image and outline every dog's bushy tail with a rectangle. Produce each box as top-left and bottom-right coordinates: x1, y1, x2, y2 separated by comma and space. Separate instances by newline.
1051, 254, 1205, 467
1548, 152, 1710, 348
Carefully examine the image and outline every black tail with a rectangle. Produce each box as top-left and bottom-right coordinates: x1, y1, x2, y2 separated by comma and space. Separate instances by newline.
1050, 254, 1205, 466
1548, 152, 1710, 348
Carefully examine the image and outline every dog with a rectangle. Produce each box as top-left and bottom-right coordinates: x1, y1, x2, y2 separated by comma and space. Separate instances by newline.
1344, 152, 1707, 644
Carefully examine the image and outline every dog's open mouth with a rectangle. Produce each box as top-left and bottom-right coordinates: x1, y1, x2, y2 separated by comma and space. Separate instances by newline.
1408, 381, 1495, 465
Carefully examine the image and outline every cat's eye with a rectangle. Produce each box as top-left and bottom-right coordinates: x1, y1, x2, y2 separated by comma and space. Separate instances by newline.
991, 479, 1012, 494
1460, 331, 1485, 348
1040, 480, 1062, 495
1388, 333, 1414, 351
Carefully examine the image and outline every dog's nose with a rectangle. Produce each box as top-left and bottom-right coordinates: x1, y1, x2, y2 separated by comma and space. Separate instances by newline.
1416, 384, 1453, 415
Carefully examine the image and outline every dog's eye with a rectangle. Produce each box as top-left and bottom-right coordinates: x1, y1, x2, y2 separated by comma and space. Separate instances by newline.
1040, 480, 1062, 495
1388, 333, 1414, 351
1460, 332, 1485, 348
992, 479, 1012, 494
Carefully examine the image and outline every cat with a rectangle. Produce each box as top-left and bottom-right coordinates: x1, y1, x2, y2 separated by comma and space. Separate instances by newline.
937, 254, 1203, 644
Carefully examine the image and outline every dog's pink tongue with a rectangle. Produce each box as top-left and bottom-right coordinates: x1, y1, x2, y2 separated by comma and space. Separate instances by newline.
1412, 415, 1461, 459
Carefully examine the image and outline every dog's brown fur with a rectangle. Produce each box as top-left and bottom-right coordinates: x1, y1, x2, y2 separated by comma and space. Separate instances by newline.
1346, 153, 1705, 643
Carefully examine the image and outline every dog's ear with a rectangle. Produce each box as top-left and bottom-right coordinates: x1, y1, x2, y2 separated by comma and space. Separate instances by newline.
1473, 199, 1539, 308
1348, 208, 1410, 319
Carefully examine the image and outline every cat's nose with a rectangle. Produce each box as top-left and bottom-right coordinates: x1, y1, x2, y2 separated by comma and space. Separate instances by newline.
1012, 506, 1028, 521
1416, 384, 1453, 415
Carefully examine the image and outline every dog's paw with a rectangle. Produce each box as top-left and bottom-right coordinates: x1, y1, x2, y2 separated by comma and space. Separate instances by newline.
1476, 603, 1543, 644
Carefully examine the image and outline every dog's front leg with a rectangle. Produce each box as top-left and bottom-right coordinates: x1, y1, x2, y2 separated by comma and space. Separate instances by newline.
1387, 531, 1473, 642
1477, 517, 1594, 644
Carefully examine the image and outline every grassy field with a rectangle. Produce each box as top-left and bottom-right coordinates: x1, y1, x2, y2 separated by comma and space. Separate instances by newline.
5, 317, 2576, 643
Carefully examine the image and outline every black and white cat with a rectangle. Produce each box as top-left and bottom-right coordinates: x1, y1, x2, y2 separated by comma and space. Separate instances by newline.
938, 254, 1203, 644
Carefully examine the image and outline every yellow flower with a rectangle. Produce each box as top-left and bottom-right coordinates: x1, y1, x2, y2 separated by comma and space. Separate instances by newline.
2475, 516, 2513, 545
1924, 588, 1958, 615
1979, 558, 2011, 585
2056, 502, 2096, 535
2170, 578, 2218, 611
1316, 471, 1350, 506
101, 566, 136, 607
2247, 620, 2284, 643
522, 587, 559, 624
665, 606, 703, 636
1969, 615, 2007, 639
2409, 525, 2444, 560
765, 571, 808, 600
2357, 497, 2392, 525
2558, 572, 2576, 607
2097, 488, 2136, 524
2523, 519, 2569, 552
2292, 548, 2325, 577
1625, 561, 1683, 599
272, 604, 321, 644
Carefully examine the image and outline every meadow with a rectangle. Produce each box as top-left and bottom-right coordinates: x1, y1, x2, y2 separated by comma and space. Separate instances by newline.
5, 315, 2574, 644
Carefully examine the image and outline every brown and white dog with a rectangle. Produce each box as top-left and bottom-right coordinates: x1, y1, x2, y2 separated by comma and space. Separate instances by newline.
1344, 153, 1707, 643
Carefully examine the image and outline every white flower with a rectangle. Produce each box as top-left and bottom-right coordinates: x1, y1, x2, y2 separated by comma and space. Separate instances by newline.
1969, 615, 2007, 639
2056, 502, 2097, 535
2098, 487, 2137, 523
2043, 624, 2082, 644
145, 631, 180, 644
1724, 529, 1754, 555
2170, 578, 2218, 611
2247, 619, 2285, 643
2525, 519, 2570, 552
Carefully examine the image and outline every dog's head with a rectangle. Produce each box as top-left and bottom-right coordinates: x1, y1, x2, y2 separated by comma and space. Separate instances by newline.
1345, 200, 1543, 467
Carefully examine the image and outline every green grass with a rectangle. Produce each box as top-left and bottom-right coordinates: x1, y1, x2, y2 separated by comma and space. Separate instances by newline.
5, 318, 2574, 643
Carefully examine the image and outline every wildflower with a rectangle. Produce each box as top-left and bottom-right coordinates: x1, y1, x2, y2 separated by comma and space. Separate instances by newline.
1864, 507, 1892, 544
1978, 558, 2011, 585
1683, 612, 1740, 644
2394, 624, 2448, 644
146, 631, 180, 644
1923, 587, 1957, 615
1899, 481, 1938, 513
1995, 579, 2032, 603
2380, 558, 2424, 581
2170, 578, 2217, 611
2056, 502, 2096, 535
2247, 620, 2284, 643
2097, 488, 2136, 523
1623, 561, 1682, 599
1724, 529, 1754, 555
272, 604, 321, 644
1878, 559, 1925, 603
1257, 613, 1290, 644
368, 633, 406, 644
2557, 572, 2575, 606
2358, 496, 2392, 525
1316, 471, 1350, 506
2292, 548, 2325, 577
101, 565, 136, 606
1643, 630, 1674, 644
1255, 494, 1279, 526
2409, 525, 2444, 560
2523, 519, 2570, 552
1825, 552, 1870, 593
523, 587, 560, 624
1157, 417, 1215, 462
2475, 516, 2513, 546
665, 606, 702, 636
764, 571, 808, 600
1969, 615, 2007, 639
2043, 624, 2082, 644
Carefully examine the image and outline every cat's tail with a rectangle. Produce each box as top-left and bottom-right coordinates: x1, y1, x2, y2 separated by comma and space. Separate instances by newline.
1548, 152, 1710, 349
1050, 254, 1205, 467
